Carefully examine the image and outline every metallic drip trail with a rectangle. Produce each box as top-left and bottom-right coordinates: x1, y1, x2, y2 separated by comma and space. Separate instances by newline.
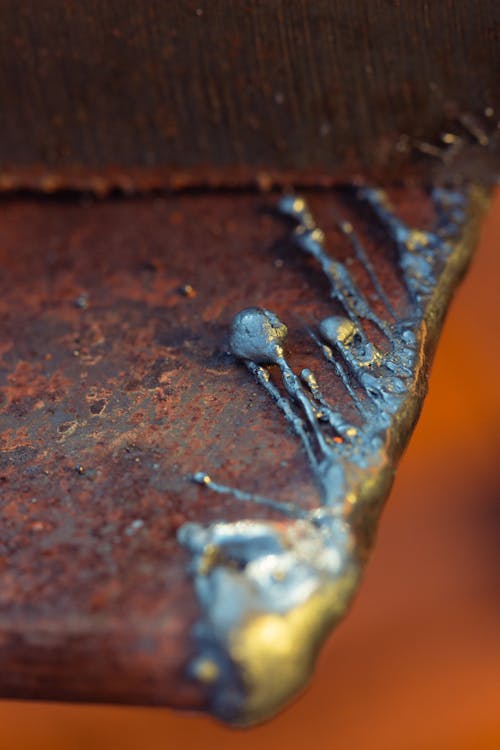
178, 186, 472, 725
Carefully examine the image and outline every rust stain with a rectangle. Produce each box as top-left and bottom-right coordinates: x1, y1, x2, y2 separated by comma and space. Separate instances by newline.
0, 188, 488, 716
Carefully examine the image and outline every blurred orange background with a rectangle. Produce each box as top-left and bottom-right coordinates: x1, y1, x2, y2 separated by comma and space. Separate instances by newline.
1, 189, 499, 750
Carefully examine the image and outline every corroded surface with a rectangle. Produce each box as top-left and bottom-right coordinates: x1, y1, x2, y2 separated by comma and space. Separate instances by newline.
0, 187, 488, 722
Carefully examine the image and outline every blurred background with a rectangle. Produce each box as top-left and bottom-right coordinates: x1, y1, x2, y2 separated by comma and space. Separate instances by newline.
1, 189, 499, 750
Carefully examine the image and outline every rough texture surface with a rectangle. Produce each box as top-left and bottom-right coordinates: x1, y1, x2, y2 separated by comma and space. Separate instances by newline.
0, 188, 487, 720
1, 190, 500, 746
0, 1, 499, 191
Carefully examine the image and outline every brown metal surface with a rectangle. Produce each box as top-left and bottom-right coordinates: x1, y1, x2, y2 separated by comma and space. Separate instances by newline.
0, 188, 486, 716
0, 1, 499, 192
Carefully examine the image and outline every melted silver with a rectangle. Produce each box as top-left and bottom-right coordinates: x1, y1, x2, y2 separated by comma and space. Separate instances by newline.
179, 187, 469, 722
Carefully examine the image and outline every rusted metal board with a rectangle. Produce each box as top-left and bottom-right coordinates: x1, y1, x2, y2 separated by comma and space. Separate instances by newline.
0, 186, 489, 724
0, 1, 499, 192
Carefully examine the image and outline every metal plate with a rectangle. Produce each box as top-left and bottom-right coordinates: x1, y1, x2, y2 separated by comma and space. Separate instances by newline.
0, 185, 489, 723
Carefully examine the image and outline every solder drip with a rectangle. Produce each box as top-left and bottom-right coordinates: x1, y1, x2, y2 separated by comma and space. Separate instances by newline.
178, 186, 471, 724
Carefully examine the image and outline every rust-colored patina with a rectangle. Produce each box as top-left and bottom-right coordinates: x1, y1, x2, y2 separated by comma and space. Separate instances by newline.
0, 188, 487, 718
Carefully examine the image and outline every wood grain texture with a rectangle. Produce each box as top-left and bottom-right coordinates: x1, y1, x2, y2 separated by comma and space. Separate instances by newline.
0, 1, 498, 191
